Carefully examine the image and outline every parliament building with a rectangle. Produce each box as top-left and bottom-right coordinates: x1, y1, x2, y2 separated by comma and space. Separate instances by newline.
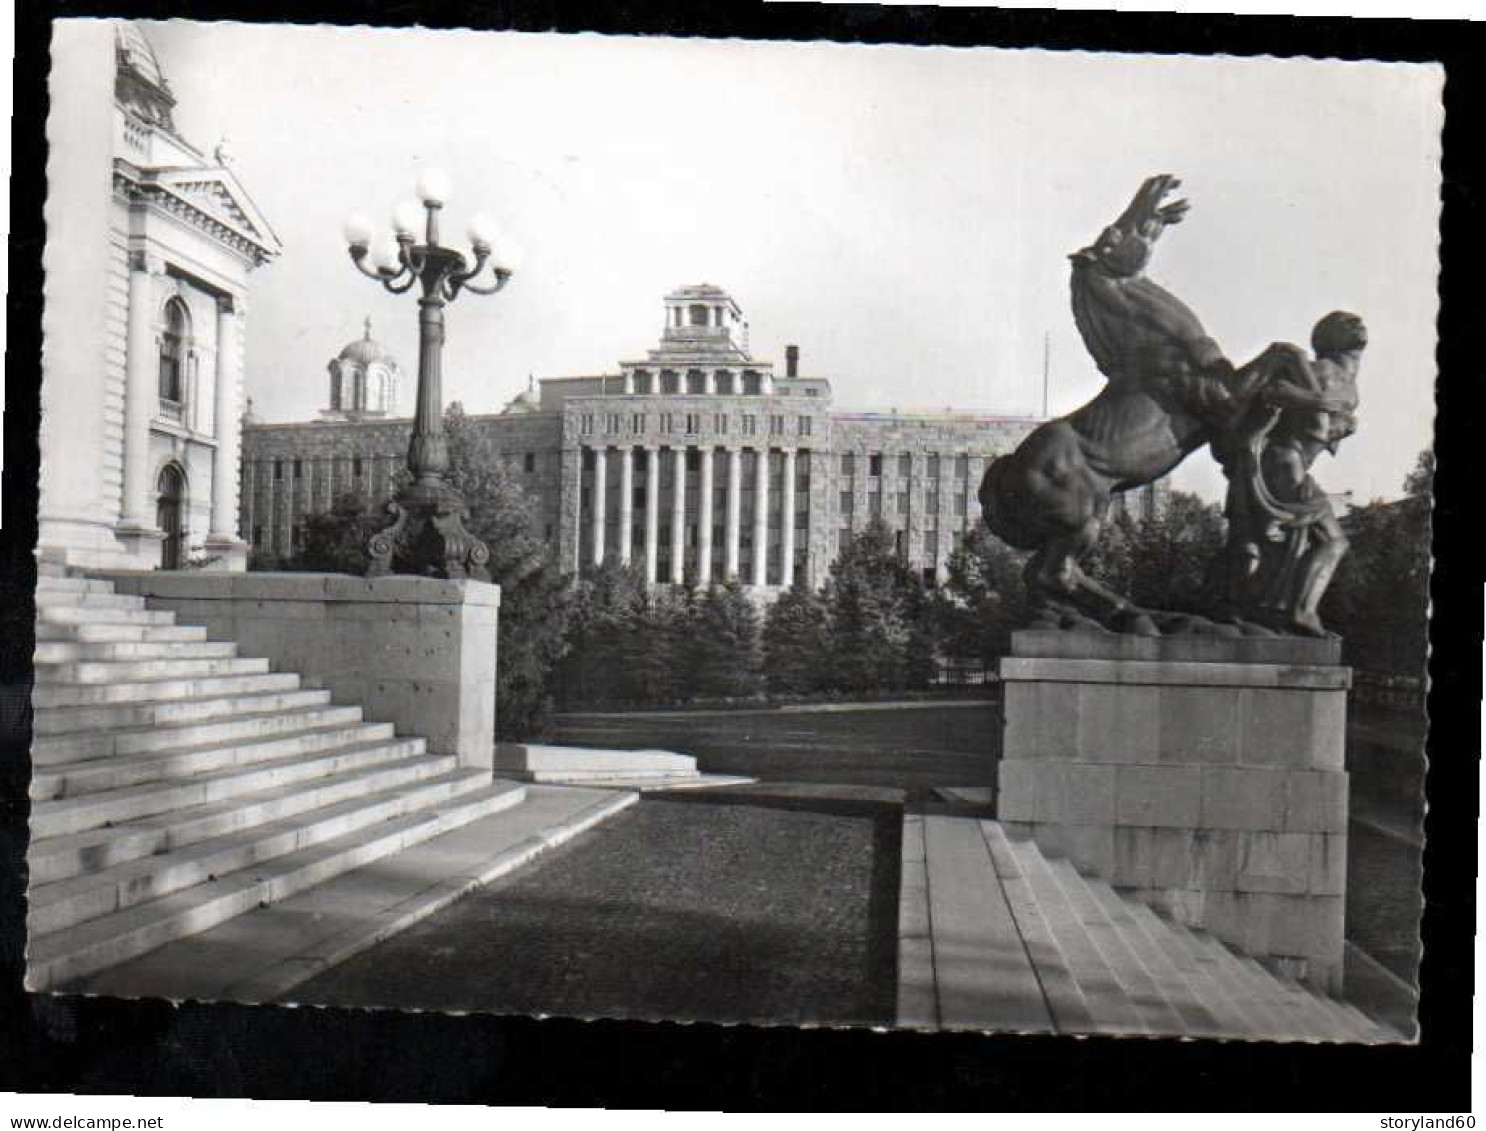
241, 284, 1166, 591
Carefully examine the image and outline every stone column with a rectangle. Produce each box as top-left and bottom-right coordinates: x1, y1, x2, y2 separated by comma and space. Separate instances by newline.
703, 370, 715, 395
725, 447, 742, 579
207, 297, 245, 558
120, 252, 163, 531
622, 370, 634, 395
618, 445, 634, 565
760, 370, 775, 396
698, 446, 715, 585
590, 445, 607, 567
644, 446, 660, 584
781, 448, 797, 589
753, 447, 770, 587
671, 446, 687, 584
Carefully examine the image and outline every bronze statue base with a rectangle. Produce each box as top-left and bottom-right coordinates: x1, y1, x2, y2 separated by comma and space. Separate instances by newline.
365, 480, 492, 583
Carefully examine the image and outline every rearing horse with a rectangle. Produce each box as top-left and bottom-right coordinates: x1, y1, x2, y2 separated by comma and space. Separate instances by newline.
979, 174, 1286, 631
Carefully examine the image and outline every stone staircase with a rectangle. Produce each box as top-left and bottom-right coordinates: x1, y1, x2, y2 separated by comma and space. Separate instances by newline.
899, 812, 1400, 1042
26, 570, 531, 992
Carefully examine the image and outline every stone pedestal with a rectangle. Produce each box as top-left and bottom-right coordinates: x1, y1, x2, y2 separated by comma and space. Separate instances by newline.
101, 571, 499, 770
997, 630, 1350, 992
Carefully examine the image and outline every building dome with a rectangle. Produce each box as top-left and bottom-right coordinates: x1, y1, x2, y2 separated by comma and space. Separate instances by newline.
501, 376, 541, 415
338, 318, 392, 366
324, 318, 401, 419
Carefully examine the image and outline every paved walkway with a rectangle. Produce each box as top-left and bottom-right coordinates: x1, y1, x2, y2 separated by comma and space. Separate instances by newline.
289, 794, 901, 1027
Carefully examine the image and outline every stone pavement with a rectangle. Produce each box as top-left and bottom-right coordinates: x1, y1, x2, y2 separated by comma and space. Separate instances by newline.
68, 784, 637, 1004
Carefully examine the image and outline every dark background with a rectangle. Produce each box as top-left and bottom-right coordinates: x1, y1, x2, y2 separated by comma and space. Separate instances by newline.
3, 0, 1481, 1110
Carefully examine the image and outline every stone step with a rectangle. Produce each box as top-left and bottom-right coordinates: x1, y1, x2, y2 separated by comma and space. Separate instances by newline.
1120, 898, 1262, 1039
32, 670, 301, 710
1045, 857, 1190, 1035
1247, 958, 1358, 1043
31, 704, 365, 764
31, 720, 399, 801
28, 752, 459, 886
69, 784, 635, 1004
1081, 877, 1226, 1038
29, 736, 427, 838
977, 821, 1098, 1033
34, 639, 239, 664
1183, 929, 1295, 1038
29, 767, 497, 936
33, 590, 145, 610
1003, 835, 1146, 1035
32, 687, 333, 737
35, 655, 272, 686
34, 622, 208, 644
28, 780, 527, 991
919, 815, 1054, 1034
37, 605, 174, 627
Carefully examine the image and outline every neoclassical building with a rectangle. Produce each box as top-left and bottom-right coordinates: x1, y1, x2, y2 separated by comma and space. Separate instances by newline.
39, 21, 280, 571
241, 284, 1170, 589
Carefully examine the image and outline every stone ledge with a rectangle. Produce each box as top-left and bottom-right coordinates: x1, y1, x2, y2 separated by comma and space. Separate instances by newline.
1011, 629, 1341, 666
99, 570, 501, 608
1001, 656, 1351, 690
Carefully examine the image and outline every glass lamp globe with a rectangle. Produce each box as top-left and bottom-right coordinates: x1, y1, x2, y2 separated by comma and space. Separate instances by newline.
491, 237, 523, 275
343, 212, 375, 250
391, 200, 423, 238
467, 212, 498, 250
416, 168, 452, 207
374, 237, 403, 272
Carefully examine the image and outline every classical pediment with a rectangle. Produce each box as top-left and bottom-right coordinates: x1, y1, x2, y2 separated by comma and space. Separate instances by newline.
150, 167, 282, 259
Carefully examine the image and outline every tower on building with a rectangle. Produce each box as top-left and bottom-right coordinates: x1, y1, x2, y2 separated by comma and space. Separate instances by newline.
324, 317, 402, 419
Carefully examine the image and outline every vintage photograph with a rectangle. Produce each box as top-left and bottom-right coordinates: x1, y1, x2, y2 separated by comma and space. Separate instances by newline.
25, 18, 1440, 1043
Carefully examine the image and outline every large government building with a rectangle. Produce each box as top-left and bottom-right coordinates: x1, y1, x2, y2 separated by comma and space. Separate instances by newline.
40, 23, 280, 572
241, 285, 1166, 592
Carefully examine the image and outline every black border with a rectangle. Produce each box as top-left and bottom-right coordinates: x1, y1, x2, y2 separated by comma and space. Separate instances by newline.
2, 0, 1480, 1110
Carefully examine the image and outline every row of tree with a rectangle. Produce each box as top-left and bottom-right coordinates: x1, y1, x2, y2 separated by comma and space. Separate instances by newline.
270, 404, 1433, 733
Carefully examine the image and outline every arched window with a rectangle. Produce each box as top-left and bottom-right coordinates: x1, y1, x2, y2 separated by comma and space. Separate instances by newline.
329, 366, 344, 411
158, 299, 189, 416
156, 462, 186, 570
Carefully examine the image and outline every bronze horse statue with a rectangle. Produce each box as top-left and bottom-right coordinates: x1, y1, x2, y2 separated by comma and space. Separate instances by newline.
978, 174, 1362, 635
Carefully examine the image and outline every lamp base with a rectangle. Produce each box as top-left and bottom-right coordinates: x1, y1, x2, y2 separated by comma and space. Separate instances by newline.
365, 481, 492, 582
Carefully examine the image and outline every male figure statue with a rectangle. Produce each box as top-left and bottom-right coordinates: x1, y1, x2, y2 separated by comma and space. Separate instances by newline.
1214, 311, 1366, 636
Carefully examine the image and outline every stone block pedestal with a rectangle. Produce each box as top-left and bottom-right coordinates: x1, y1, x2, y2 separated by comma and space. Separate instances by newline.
996, 630, 1350, 992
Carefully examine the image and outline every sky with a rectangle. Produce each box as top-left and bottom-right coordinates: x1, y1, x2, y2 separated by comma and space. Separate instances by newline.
141, 21, 1442, 504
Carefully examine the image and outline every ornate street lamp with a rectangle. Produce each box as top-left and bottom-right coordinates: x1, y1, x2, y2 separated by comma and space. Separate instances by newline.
343, 169, 519, 581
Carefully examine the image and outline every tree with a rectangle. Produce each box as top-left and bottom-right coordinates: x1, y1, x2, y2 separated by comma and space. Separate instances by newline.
762, 584, 831, 695
934, 524, 1030, 669
289, 493, 384, 573
1402, 448, 1435, 499
823, 520, 932, 693
691, 580, 764, 700
1084, 490, 1226, 614
1320, 494, 1430, 678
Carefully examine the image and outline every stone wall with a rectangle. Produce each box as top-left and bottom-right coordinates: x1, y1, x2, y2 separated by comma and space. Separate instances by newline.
997, 631, 1351, 992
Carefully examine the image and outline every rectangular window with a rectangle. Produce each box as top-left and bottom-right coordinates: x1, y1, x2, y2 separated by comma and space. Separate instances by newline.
926, 528, 939, 553
524, 452, 536, 474
273, 460, 283, 481
837, 527, 851, 552
353, 456, 364, 478
581, 413, 595, 436
798, 416, 813, 437
953, 530, 966, 551
634, 487, 646, 510
252, 525, 263, 547
897, 491, 909, 515
840, 490, 854, 514
806, 388, 820, 398
742, 415, 757, 437
631, 412, 645, 434
898, 453, 912, 477
715, 413, 729, 435
927, 454, 941, 479
607, 413, 621, 434
293, 459, 303, 480
770, 415, 785, 437
955, 494, 967, 516
687, 449, 701, 471
796, 509, 808, 529
841, 453, 855, 476
869, 490, 881, 515
869, 453, 883, 477
685, 413, 700, 435
955, 454, 969, 479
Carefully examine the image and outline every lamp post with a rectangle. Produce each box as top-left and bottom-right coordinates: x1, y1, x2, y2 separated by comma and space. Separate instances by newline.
343, 169, 518, 581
